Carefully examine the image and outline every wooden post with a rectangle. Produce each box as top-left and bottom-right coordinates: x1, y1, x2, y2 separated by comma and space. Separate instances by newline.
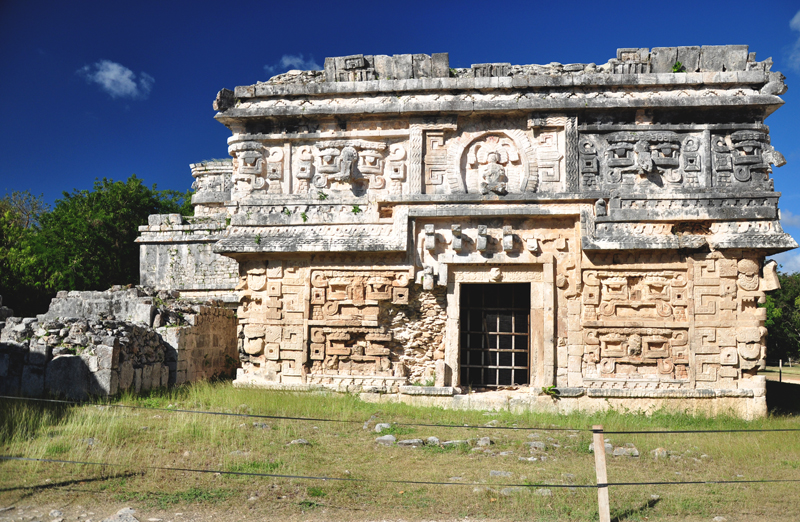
593, 425, 611, 522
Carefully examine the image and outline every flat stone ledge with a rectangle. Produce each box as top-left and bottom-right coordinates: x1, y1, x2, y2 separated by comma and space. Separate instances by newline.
230, 71, 770, 99
587, 388, 754, 399
551, 387, 585, 398
399, 386, 455, 396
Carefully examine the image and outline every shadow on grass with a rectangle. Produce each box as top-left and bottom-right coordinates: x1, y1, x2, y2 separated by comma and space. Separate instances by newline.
767, 380, 800, 415
0, 471, 141, 501
610, 497, 661, 522
0, 398, 74, 444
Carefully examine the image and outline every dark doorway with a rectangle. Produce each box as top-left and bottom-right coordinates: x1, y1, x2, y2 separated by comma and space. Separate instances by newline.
459, 283, 530, 388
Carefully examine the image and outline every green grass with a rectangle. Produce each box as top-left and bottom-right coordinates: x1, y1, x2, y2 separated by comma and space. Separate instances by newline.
0, 381, 799, 521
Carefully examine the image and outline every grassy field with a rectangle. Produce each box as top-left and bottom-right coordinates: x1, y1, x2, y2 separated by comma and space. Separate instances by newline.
1, 382, 799, 521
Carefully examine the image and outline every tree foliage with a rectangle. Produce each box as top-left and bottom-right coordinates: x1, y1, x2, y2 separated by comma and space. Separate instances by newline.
0, 176, 192, 317
764, 271, 800, 362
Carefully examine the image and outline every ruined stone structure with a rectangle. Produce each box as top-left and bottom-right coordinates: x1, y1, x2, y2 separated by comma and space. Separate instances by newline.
143, 46, 796, 419
0, 288, 238, 400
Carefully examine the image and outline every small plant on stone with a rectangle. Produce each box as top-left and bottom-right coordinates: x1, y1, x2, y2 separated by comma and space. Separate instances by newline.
300, 212, 308, 222
225, 216, 231, 226
672, 61, 686, 73
541, 385, 560, 399
255, 234, 262, 245
318, 191, 328, 200
351, 205, 362, 214
283, 207, 292, 216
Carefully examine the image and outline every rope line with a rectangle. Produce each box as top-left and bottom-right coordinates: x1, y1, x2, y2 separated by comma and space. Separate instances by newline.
3, 395, 799, 434
5, 456, 799, 490
0, 396, 583, 432
0, 456, 592, 489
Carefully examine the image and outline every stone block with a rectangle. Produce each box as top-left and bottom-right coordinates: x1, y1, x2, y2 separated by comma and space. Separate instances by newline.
701, 46, 727, 72
45, 355, 89, 401
119, 360, 134, 391
412, 54, 431, 79
393, 54, 413, 79
567, 355, 582, 373
96, 344, 119, 370
0, 352, 9, 377
557, 343, 568, 368
134, 367, 142, 393
20, 365, 44, 397
27, 342, 51, 366
90, 369, 119, 396
161, 365, 169, 388
373, 55, 394, 80
677, 46, 700, 72
431, 53, 449, 78
650, 47, 677, 73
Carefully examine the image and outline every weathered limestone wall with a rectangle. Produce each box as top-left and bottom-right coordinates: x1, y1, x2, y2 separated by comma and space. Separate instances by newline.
137, 160, 239, 302
158, 305, 238, 385
0, 315, 170, 400
0, 288, 237, 400
137, 214, 239, 302
140, 46, 795, 418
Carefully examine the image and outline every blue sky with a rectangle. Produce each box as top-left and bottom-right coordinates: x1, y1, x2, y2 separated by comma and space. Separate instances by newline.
2, 0, 800, 267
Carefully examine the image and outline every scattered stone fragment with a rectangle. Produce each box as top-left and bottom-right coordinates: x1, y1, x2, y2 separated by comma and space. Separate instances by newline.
651, 447, 668, 460
498, 451, 514, 456
535, 488, 552, 496
484, 420, 499, 427
397, 438, 424, 447
100, 507, 139, 522
376, 434, 396, 445
252, 422, 269, 429
588, 442, 613, 453
489, 470, 513, 477
712, 517, 728, 522
374, 423, 392, 433
50, 510, 63, 518
613, 445, 640, 457
500, 487, 525, 496
527, 441, 546, 451
442, 440, 468, 447
426, 436, 440, 445
477, 436, 493, 447
290, 438, 310, 445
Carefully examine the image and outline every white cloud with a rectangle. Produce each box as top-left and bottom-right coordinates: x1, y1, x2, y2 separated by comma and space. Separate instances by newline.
769, 250, 800, 274
789, 9, 800, 72
78, 60, 154, 99
264, 54, 321, 75
781, 210, 800, 229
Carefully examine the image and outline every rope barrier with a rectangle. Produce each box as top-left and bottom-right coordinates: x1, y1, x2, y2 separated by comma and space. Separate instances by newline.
4, 456, 799, 490
0, 456, 593, 489
0, 395, 585, 432
4, 395, 799, 434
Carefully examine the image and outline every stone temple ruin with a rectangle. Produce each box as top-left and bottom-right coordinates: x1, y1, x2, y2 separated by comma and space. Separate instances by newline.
137, 46, 795, 419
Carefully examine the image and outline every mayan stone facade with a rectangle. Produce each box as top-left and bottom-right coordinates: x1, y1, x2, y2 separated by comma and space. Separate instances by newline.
143, 46, 796, 419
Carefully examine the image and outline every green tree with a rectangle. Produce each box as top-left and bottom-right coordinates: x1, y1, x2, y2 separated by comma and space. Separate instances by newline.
0, 191, 50, 315
0, 177, 191, 317
764, 271, 800, 362
31, 176, 191, 293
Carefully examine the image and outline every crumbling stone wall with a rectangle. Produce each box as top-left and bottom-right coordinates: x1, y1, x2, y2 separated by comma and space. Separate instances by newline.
0, 288, 237, 400
388, 286, 447, 385
0, 316, 169, 400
